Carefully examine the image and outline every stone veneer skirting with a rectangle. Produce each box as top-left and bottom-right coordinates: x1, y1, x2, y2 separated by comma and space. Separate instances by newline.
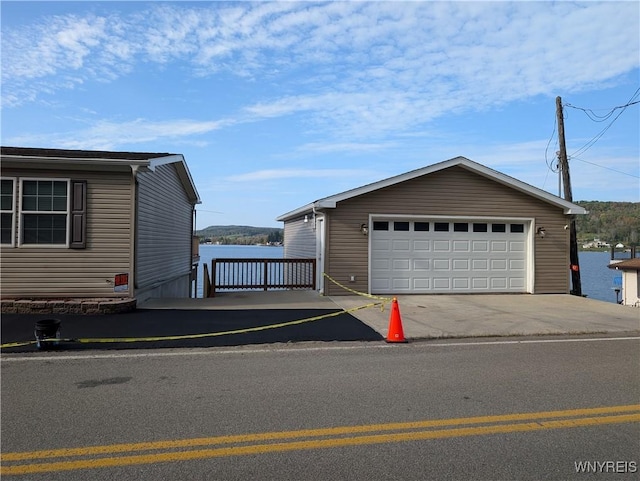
1, 298, 136, 315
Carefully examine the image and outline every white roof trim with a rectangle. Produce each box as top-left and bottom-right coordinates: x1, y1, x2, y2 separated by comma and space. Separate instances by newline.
148, 154, 201, 204
3, 151, 201, 205
276, 156, 586, 221
0, 154, 151, 168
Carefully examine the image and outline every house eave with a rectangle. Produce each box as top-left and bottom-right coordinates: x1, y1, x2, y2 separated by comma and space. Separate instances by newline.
1, 147, 201, 205
276, 156, 588, 220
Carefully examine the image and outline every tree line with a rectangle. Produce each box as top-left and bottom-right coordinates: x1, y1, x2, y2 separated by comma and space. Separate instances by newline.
196, 225, 283, 245
196, 202, 639, 247
575, 201, 639, 246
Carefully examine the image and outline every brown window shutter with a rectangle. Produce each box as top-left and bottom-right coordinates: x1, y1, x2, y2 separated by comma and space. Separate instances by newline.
70, 180, 87, 248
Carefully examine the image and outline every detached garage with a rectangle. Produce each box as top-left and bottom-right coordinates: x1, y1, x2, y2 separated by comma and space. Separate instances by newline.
277, 157, 586, 296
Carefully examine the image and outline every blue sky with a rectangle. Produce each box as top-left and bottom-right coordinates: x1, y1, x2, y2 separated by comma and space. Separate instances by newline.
2, 1, 639, 229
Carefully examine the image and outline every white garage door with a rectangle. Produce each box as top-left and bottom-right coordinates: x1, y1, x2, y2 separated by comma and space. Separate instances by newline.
371, 219, 529, 294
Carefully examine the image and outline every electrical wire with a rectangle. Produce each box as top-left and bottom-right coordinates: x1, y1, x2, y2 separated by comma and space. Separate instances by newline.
541, 112, 559, 192
565, 88, 640, 122
565, 88, 640, 159
544, 114, 559, 173
544, 88, 639, 189
572, 157, 639, 179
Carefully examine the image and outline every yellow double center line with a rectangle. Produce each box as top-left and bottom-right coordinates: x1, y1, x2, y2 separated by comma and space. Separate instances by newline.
2, 404, 639, 475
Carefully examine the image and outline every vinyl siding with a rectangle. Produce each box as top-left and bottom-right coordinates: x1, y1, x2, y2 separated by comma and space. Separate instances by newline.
0, 168, 133, 298
323, 166, 570, 295
283, 214, 316, 258
135, 163, 193, 299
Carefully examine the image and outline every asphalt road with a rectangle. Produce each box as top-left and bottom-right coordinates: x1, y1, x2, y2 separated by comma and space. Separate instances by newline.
2, 335, 639, 480
0, 308, 382, 352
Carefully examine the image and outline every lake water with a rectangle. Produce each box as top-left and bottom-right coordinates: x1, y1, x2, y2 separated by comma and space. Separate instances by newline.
578, 251, 623, 304
196, 245, 623, 303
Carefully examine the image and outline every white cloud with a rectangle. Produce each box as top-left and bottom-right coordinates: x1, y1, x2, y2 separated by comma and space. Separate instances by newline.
295, 141, 397, 154
2, 1, 638, 144
6, 118, 234, 151
226, 168, 378, 182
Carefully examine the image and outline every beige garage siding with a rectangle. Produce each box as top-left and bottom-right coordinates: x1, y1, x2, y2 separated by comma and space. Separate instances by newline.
324, 166, 569, 296
0, 168, 133, 298
135, 163, 193, 298
283, 214, 316, 258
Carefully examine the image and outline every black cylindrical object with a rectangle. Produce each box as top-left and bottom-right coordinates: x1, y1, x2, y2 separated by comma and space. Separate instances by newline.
34, 319, 61, 350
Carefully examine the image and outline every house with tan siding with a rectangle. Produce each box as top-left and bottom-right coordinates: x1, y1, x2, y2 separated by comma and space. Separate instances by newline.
277, 157, 587, 296
1, 147, 200, 305
608, 258, 640, 307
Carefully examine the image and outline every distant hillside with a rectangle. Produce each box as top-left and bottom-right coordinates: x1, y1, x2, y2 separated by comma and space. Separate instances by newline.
195, 203, 639, 247
196, 225, 283, 245
575, 201, 639, 246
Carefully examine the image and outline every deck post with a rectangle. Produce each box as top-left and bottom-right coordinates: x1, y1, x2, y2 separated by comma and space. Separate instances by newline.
263, 260, 268, 291
210, 259, 217, 297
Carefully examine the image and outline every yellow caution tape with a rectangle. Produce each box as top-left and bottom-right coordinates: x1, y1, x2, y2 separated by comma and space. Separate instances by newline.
322, 273, 392, 307
0, 302, 383, 349
0, 340, 37, 349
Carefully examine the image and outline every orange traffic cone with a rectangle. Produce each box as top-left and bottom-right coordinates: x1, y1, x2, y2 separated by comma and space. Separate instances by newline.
386, 297, 407, 343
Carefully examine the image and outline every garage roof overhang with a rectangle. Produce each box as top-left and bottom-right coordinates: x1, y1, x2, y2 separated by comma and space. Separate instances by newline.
1, 146, 201, 205
276, 156, 587, 222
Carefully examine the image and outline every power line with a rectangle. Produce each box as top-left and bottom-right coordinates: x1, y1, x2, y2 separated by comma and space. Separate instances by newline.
565, 88, 640, 158
544, 113, 559, 173
572, 157, 640, 179
565, 88, 640, 122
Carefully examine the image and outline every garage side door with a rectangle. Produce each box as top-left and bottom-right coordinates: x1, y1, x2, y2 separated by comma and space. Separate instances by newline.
371, 219, 529, 294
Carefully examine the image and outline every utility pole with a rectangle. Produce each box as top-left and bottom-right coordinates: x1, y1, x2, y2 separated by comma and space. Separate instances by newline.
556, 96, 582, 296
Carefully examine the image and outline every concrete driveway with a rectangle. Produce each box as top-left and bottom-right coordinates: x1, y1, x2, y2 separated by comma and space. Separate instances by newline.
330, 294, 640, 340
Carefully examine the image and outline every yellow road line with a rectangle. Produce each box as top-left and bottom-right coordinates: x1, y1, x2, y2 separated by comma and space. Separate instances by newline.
2, 405, 639, 475
2, 412, 639, 475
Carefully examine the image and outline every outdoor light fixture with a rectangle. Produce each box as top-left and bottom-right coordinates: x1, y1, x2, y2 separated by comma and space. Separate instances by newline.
360, 223, 369, 236
536, 226, 546, 238
304, 215, 309, 223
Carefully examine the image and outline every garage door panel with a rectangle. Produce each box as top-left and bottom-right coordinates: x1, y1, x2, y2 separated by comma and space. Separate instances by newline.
393, 259, 410, 270
371, 219, 528, 294
433, 278, 451, 289
453, 240, 470, 252
510, 259, 525, 270
472, 259, 488, 270
472, 241, 489, 252
491, 278, 508, 289
472, 278, 489, 289
433, 240, 451, 251
491, 259, 508, 270
392, 278, 411, 290
413, 240, 430, 251
491, 240, 508, 252
453, 278, 470, 289
413, 278, 430, 289
393, 239, 410, 251
452, 259, 469, 270
372, 239, 391, 251
413, 259, 430, 270
372, 259, 390, 270
510, 241, 525, 251
371, 278, 391, 291
433, 259, 450, 270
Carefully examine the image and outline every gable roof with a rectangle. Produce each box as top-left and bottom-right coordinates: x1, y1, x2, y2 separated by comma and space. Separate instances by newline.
1, 146, 200, 204
608, 258, 640, 271
277, 156, 587, 221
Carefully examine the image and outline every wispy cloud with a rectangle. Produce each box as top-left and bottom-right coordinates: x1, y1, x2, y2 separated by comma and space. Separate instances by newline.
6, 118, 235, 151
3, 1, 638, 144
226, 168, 378, 182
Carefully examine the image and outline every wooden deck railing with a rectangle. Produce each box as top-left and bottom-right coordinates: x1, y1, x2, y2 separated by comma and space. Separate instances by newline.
206, 258, 316, 297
